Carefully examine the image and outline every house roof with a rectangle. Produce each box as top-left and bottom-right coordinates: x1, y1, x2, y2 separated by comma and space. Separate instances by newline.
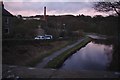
1, 2, 13, 17
2, 8, 14, 17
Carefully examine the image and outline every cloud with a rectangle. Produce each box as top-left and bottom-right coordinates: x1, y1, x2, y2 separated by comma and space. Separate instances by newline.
76, 8, 109, 17
3, 2, 109, 16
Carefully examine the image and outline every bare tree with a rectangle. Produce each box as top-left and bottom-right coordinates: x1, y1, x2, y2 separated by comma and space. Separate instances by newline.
94, 1, 120, 16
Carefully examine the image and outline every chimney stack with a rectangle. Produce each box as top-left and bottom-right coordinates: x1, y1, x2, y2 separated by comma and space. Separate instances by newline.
44, 6, 46, 21
0, 1, 4, 8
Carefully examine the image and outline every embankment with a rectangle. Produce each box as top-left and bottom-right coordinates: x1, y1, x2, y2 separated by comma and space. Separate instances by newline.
45, 37, 92, 68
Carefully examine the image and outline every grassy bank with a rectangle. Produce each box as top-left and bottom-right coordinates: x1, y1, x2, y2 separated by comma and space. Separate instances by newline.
45, 37, 92, 68
3, 39, 77, 67
25, 40, 73, 67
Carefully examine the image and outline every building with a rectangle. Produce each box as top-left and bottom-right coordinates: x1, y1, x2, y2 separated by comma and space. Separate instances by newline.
22, 17, 41, 20
1, 2, 14, 38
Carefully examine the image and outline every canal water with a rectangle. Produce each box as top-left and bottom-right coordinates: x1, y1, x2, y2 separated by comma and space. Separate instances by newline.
60, 39, 113, 71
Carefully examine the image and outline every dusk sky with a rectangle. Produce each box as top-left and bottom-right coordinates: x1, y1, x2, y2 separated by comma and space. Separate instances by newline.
3, 1, 116, 17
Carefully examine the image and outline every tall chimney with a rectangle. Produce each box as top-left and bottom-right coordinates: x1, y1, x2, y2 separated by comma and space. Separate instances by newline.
44, 6, 46, 21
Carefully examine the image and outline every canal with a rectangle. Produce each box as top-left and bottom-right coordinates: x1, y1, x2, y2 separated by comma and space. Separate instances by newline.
60, 38, 114, 71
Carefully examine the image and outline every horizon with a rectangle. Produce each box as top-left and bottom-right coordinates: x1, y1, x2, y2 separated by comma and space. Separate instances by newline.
21, 14, 114, 18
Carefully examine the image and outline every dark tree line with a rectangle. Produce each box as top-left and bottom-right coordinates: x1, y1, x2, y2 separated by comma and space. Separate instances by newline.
44, 15, 118, 38
6, 14, 118, 39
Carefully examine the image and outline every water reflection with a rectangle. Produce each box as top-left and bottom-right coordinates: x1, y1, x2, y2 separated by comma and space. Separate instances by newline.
60, 40, 113, 71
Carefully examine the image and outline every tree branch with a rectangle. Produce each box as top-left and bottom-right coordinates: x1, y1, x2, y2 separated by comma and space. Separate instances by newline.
109, 2, 120, 16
